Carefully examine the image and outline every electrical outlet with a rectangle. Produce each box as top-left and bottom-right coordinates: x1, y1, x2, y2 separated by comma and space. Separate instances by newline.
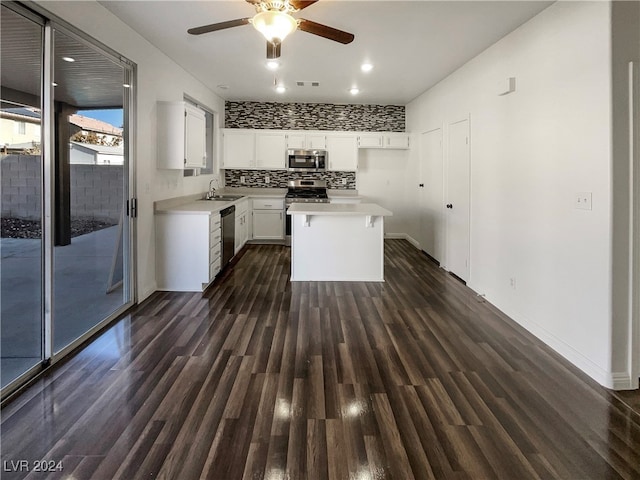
509, 277, 516, 289
342, 178, 347, 185
264, 176, 270, 184
240, 176, 246, 184
575, 192, 592, 210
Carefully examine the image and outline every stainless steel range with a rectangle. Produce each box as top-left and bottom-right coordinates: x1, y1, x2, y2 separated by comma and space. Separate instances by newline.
285, 179, 329, 245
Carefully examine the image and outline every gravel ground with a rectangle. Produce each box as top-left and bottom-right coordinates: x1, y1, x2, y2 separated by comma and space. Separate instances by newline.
1, 218, 117, 239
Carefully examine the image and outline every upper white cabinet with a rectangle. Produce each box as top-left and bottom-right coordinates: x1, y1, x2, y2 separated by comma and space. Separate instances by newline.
326, 134, 358, 171
184, 103, 207, 168
286, 132, 326, 149
157, 101, 207, 169
358, 132, 410, 150
222, 129, 410, 170
223, 129, 286, 169
256, 131, 286, 169
222, 129, 255, 169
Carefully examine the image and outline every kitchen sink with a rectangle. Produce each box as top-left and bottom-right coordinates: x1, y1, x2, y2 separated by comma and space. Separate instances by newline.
202, 195, 244, 201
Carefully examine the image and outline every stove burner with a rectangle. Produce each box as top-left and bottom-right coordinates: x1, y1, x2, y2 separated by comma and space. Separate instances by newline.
285, 179, 329, 204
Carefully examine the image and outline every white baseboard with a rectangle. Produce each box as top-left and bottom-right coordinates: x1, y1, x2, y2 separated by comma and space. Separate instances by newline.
385, 232, 421, 249
485, 293, 621, 389
612, 372, 638, 390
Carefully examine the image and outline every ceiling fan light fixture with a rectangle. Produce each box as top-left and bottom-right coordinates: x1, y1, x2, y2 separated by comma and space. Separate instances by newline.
251, 10, 298, 43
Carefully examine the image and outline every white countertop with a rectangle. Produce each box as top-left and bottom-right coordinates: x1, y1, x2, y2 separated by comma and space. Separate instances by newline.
155, 199, 241, 215
220, 187, 287, 198
154, 188, 287, 215
287, 203, 392, 216
327, 189, 361, 199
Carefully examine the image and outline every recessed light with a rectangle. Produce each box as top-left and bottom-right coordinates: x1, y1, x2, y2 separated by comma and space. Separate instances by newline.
361, 63, 373, 72
266, 60, 280, 70
275, 85, 286, 94
349, 87, 360, 95
62, 56, 75, 62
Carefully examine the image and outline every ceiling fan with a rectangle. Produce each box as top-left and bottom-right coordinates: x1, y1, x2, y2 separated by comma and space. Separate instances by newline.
187, 0, 354, 59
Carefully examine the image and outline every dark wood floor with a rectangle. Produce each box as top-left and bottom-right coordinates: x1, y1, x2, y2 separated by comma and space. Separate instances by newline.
1, 240, 639, 479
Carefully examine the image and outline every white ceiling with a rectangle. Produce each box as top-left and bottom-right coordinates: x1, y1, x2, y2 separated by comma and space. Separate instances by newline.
99, 0, 553, 105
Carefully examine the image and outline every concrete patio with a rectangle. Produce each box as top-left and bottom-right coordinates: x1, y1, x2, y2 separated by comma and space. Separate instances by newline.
1, 225, 125, 387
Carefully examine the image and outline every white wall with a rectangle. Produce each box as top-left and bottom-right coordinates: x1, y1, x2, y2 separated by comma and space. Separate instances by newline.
406, 2, 620, 387
356, 149, 413, 237
36, 0, 226, 301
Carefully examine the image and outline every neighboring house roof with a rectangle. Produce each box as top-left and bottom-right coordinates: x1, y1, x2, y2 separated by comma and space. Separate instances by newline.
0, 107, 41, 123
68, 114, 122, 136
2, 141, 40, 151
70, 141, 123, 155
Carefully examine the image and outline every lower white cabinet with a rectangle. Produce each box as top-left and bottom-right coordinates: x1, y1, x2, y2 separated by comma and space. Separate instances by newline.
234, 199, 249, 253
251, 198, 284, 240
156, 212, 221, 292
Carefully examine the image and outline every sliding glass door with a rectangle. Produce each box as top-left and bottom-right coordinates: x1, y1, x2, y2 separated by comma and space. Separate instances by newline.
51, 28, 132, 354
0, 2, 136, 396
0, 5, 45, 388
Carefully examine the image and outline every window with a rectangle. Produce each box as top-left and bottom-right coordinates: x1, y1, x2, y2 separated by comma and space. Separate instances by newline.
183, 99, 216, 176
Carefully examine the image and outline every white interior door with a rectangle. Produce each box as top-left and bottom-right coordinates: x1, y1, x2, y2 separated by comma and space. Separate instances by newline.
419, 128, 444, 262
445, 118, 470, 281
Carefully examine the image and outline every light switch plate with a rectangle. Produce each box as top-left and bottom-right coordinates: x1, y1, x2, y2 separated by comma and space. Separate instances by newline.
575, 192, 592, 210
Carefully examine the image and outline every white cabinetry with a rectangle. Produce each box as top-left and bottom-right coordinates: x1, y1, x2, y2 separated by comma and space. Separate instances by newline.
256, 132, 286, 169
222, 129, 255, 169
223, 129, 286, 169
157, 101, 207, 169
358, 132, 410, 150
251, 198, 285, 240
234, 198, 250, 253
156, 212, 221, 291
326, 134, 358, 171
286, 132, 326, 149
184, 103, 207, 168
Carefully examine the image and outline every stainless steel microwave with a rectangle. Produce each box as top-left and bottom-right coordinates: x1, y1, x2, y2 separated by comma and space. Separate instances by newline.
287, 149, 327, 172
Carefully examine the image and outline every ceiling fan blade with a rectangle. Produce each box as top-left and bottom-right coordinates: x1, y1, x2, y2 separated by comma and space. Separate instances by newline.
267, 41, 281, 59
187, 18, 250, 35
289, 0, 319, 10
298, 19, 354, 44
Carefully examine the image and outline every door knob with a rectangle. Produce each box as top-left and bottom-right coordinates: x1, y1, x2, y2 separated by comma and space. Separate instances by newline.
419, 183, 424, 188
446, 203, 453, 209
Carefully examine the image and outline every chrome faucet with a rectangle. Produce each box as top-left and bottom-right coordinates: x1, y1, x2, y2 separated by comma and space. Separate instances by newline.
206, 178, 219, 199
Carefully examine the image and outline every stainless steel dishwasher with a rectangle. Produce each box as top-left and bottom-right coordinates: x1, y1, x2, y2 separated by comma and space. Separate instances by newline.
220, 205, 235, 268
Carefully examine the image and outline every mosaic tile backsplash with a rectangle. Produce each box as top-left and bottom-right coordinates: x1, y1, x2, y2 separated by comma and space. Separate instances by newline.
225, 102, 405, 132
225, 170, 356, 190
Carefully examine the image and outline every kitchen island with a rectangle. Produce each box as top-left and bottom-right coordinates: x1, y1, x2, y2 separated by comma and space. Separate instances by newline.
287, 203, 392, 281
